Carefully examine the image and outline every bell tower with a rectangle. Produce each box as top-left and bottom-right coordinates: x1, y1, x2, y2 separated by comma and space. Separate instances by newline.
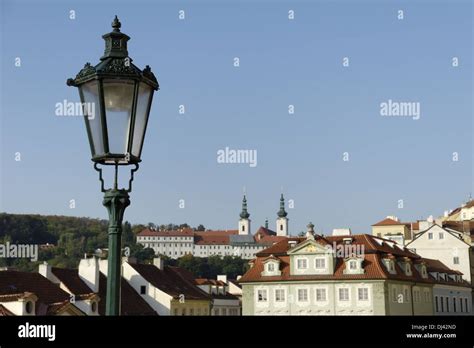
276, 194, 289, 237
238, 195, 251, 235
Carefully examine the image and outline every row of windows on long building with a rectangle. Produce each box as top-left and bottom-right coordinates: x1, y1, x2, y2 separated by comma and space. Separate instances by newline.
435, 296, 470, 313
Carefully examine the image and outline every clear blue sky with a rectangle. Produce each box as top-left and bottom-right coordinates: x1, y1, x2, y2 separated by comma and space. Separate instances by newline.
1, 0, 472, 235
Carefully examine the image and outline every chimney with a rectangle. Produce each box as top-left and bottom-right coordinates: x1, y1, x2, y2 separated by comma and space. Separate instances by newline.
217, 275, 227, 283
79, 256, 100, 293
38, 261, 52, 279
306, 222, 315, 240
153, 257, 164, 270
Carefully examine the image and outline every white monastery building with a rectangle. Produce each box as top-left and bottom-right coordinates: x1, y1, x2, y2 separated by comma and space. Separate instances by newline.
137, 195, 289, 259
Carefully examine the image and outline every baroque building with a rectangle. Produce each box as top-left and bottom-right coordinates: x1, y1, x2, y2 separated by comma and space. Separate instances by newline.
239, 224, 471, 315
136, 195, 289, 259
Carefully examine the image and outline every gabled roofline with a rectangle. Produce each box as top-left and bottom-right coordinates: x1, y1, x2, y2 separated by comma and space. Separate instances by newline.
406, 223, 471, 247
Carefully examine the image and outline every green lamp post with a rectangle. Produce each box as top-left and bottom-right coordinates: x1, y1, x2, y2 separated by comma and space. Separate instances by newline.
67, 16, 159, 315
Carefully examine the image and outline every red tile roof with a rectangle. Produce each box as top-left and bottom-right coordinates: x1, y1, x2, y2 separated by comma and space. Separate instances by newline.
372, 218, 405, 226
465, 200, 474, 208
97, 273, 157, 316
51, 267, 96, 296
239, 234, 439, 284
137, 228, 194, 237
443, 220, 474, 235
0, 271, 74, 315
254, 226, 277, 239
257, 235, 286, 245
195, 278, 226, 286
194, 234, 230, 245
0, 292, 36, 302
129, 263, 210, 301
424, 258, 462, 275
195, 230, 239, 236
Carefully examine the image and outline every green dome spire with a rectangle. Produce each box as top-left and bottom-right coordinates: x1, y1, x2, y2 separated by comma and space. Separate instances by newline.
277, 193, 288, 218
240, 195, 250, 219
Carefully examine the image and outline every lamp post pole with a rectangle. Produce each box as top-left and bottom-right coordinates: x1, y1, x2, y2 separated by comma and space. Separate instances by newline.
103, 187, 130, 315
67, 16, 159, 316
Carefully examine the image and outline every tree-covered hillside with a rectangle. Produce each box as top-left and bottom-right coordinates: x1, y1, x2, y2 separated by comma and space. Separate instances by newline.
0, 213, 248, 278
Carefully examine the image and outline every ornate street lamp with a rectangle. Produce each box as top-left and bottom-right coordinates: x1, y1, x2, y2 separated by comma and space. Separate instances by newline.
67, 16, 159, 315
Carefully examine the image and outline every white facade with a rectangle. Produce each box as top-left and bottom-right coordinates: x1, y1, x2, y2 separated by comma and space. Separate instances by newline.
406, 224, 474, 283
460, 205, 474, 221
249, 282, 378, 316
433, 284, 472, 315
137, 234, 194, 258
276, 217, 289, 237
239, 218, 251, 235
137, 234, 268, 260
122, 261, 173, 315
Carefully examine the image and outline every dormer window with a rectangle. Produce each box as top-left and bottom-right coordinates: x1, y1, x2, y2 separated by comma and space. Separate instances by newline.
405, 263, 411, 276
383, 258, 396, 274
261, 257, 281, 276
421, 265, 427, 278
344, 257, 364, 275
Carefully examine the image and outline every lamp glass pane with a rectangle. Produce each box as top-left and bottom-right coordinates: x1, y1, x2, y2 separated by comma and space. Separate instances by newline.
102, 79, 135, 155
131, 83, 153, 158
79, 80, 104, 157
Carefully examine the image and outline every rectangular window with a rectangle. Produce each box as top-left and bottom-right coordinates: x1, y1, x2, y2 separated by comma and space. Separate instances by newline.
316, 288, 326, 301
465, 298, 469, 312
439, 233, 444, 239
140, 285, 146, 295
453, 298, 457, 312
338, 288, 349, 301
428, 233, 433, 240
349, 261, 357, 270
404, 288, 409, 302
222, 308, 227, 316
297, 259, 308, 269
440, 297, 444, 312
174, 308, 178, 315
435, 296, 439, 312
298, 289, 308, 302
453, 257, 460, 265
190, 308, 194, 316
257, 289, 268, 302
275, 289, 285, 302
214, 308, 220, 316
197, 308, 201, 316
358, 288, 368, 301
315, 258, 326, 269
446, 297, 449, 312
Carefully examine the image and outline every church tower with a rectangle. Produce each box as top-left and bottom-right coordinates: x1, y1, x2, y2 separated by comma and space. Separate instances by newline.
238, 195, 251, 235
276, 194, 289, 237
